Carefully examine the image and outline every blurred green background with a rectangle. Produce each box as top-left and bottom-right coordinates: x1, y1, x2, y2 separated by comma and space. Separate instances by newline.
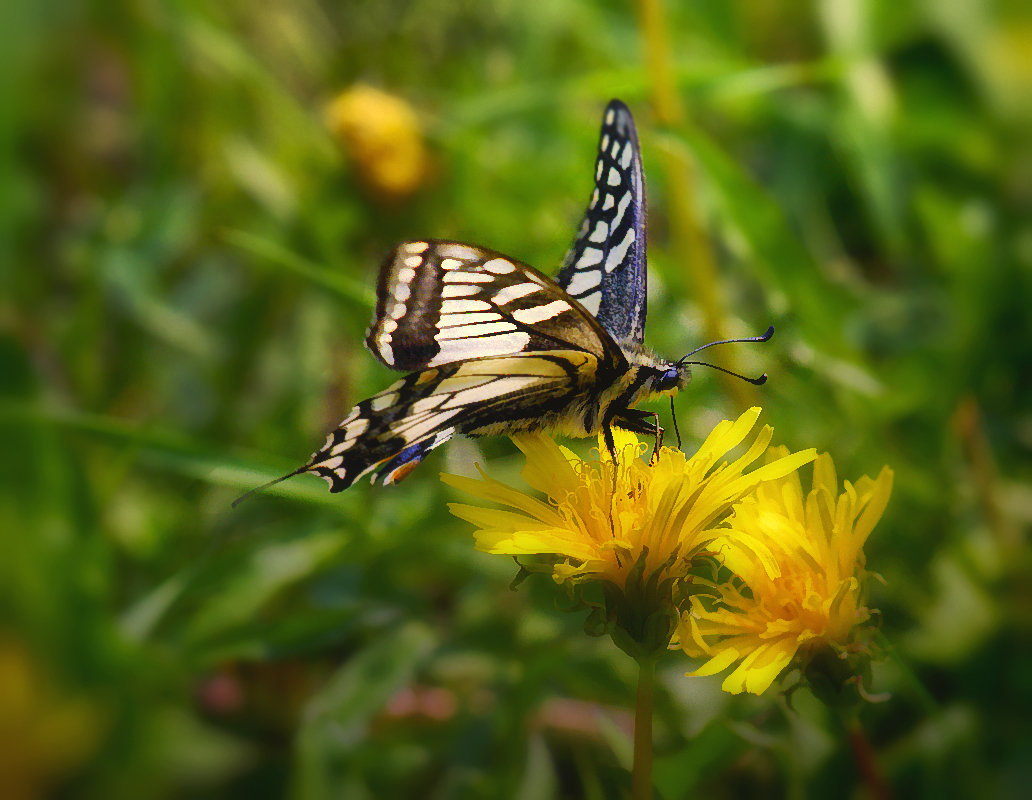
3, 0, 1031, 797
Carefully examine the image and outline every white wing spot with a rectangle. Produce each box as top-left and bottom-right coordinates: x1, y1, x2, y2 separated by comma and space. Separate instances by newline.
442, 283, 480, 298
398, 266, 416, 283
440, 258, 464, 271
432, 428, 455, 447
589, 221, 608, 243
436, 321, 517, 340
403, 256, 422, 268
428, 332, 531, 365
370, 393, 398, 412
605, 228, 636, 273
440, 298, 492, 314
512, 300, 571, 325
580, 293, 601, 315
601, 134, 610, 151
605, 108, 615, 124
389, 301, 407, 320
567, 269, 601, 296
607, 167, 621, 186
610, 140, 621, 158
596, 161, 603, 180
483, 258, 515, 274
412, 395, 447, 414
621, 145, 633, 169
330, 437, 355, 456
576, 247, 603, 268
393, 283, 411, 302
615, 191, 631, 227
405, 242, 429, 254
439, 244, 478, 261
603, 194, 614, 210
494, 282, 541, 305
589, 188, 600, 208
382, 318, 398, 333
345, 417, 369, 439
443, 271, 495, 283
438, 312, 501, 327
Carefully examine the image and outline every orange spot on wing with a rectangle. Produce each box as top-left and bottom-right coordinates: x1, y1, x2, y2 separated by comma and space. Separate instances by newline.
387, 460, 421, 484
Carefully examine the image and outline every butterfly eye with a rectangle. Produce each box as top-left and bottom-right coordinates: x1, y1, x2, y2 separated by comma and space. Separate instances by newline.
656, 367, 681, 391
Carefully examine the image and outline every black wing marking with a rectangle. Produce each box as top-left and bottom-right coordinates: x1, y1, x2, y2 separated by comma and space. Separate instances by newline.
365, 240, 620, 371
556, 99, 648, 343
303, 352, 600, 491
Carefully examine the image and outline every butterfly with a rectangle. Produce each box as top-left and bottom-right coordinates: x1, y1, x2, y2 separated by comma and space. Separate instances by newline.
236, 99, 771, 503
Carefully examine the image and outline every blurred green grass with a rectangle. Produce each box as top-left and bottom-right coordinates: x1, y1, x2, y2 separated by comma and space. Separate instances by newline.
2, 1, 1031, 798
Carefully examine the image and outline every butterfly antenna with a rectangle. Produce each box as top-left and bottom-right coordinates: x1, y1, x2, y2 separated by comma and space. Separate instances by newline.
682, 361, 768, 386
231, 466, 308, 508
678, 325, 774, 362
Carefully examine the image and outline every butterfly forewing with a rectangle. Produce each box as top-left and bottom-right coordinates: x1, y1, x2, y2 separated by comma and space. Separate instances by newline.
366, 240, 617, 371
304, 352, 601, 491
557, 99, 648, 343
237, 99, 681, 504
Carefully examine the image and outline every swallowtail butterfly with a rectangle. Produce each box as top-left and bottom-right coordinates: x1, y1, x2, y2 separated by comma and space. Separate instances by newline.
237, 100, 771, 502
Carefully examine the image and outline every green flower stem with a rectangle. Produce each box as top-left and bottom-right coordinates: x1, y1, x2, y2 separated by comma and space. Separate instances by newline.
632, 657, 656, 800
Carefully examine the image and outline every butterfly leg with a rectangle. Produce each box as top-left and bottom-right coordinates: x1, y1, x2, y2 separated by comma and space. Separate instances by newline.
610, 408, 665, 460
601, 422, 620, 541
650, 411, 663, 462
602, 421, 619, 463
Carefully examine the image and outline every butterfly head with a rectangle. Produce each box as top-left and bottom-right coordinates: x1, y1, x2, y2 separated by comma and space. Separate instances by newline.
654, 361, 691, 396
619, 341, 692, 401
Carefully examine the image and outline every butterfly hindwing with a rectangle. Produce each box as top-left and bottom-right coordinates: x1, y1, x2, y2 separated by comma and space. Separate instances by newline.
556, 99, 648, 343
366, 240, 619, 372
304, 352, 601, 491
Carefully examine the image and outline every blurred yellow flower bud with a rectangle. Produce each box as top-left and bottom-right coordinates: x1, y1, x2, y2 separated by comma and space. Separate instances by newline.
324, 84, 429, 202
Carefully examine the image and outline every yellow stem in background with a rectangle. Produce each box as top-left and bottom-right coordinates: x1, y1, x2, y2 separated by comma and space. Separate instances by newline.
636, 0, 682, 126
634, 0, 754, 407
631, 657, 656, 800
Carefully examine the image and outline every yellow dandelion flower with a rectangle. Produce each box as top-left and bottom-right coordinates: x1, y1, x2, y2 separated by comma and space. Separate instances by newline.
443, 408, 816, 658
324, 84, 428, 202
677, 449, 894, 696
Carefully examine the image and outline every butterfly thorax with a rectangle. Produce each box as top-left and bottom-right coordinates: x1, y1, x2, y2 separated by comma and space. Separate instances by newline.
616, 338, 690, 403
